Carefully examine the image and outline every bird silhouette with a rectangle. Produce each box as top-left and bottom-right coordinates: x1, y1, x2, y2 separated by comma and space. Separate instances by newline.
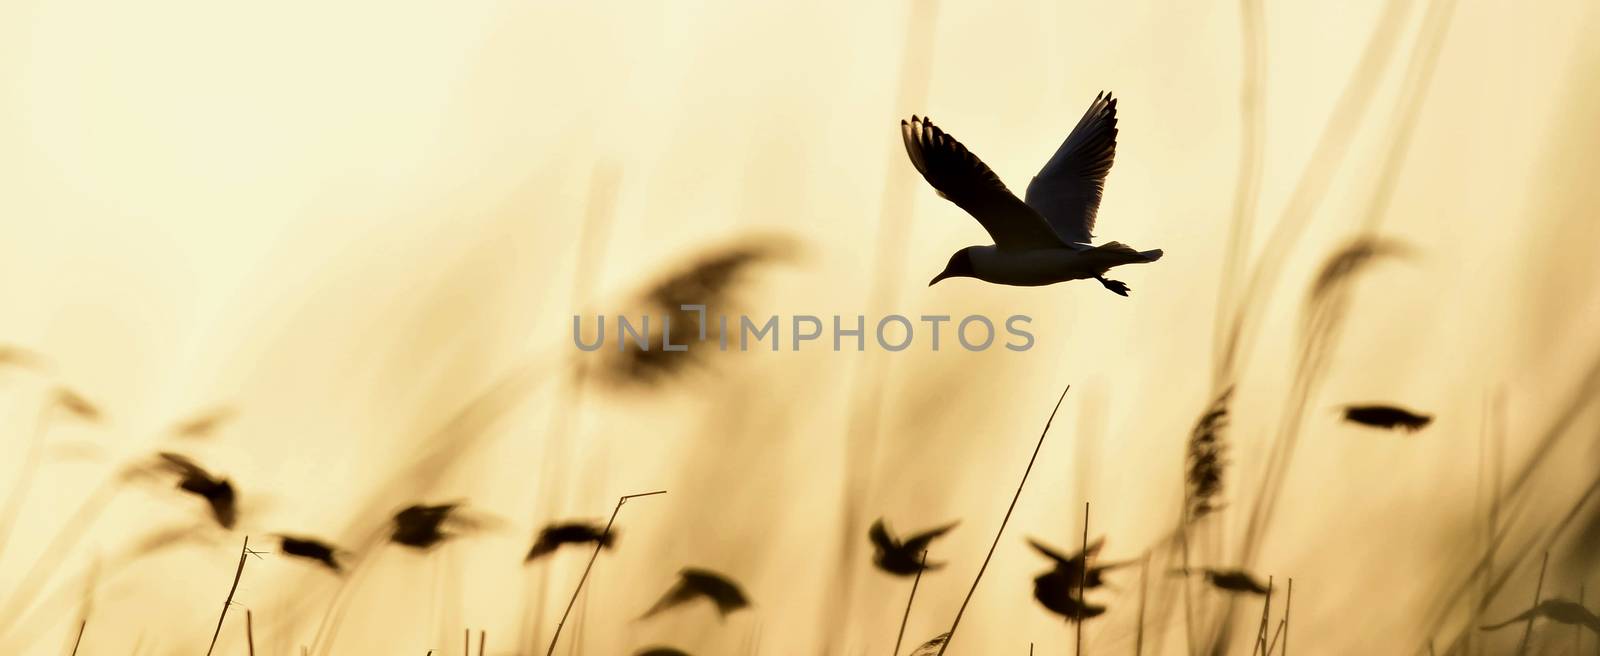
155, 452, 237, 529
1172, 567, 1271, 595
1030, 537, 1114, 621
390, 503, 463, 550
1341, 404, 1432, 432
869, 518, 957, 576
640, 567, 751, 621
52, 387, 103, 422
524, 521, 616, 562
273, 534, 345, 573
1481, 598, 1600, 633
904, 92, 1162, 295
170, 407, 235, 439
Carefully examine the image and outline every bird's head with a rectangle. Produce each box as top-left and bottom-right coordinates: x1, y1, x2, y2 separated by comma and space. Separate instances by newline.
929, 248, 977, 286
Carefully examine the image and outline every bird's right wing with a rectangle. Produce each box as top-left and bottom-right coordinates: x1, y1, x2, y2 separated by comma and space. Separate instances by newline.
1028, 538, 1073, 564
1024, 92, 1119, 245
902, 116, 1067, 250
640, 579, 696, 620
903, 521, 958, 551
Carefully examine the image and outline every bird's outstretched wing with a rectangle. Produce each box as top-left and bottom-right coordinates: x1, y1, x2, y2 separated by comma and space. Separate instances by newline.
1024, 92, 1119, 245
902, 521, 958, 551
869, 519, 897, 552
902, 116, 1067, 250
641, 568, 750, 620
1029, 536, 1105, 565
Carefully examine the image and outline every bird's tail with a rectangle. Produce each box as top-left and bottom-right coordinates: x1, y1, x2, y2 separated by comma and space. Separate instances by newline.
1097, 241, 1163, 262
1090, 242, 1163, 266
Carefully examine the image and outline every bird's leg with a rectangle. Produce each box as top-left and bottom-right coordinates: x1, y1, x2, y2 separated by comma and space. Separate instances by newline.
1094, 276, 1130, 297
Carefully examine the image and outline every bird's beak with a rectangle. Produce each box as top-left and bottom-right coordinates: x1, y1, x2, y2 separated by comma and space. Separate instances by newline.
928, 270, 951, 286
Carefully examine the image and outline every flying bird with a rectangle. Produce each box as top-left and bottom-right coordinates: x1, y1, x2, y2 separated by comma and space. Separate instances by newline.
640, 567, 751, 621
903, 92, 1162, 295
869, 518, 958, 576
156, 452, 237, 529
1172, 567, 1271, 595
1030, 537, 1115, 621
1481, 598, 1600, 633
273, 534, 345, 573
170, 407, 236, 439
52, 387, 104, 422
1341, 404, 1432, 432
390, 503, 464, 550
524, 521, 616, 562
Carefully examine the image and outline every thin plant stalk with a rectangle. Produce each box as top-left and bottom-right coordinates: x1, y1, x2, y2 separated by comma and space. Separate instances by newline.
479, 630, 486, 656
893, 551, 928, 656
68, 619, 85, 656
524, 163, 622, 653
1078, 502, 1089, 656
1284, 579, 1292, 655
206, 536, 254, 656
1517, 553, 1549, 656
935, 385, 1071, 656
827, 2, 940, 647
1577, 585, 1586, 655
544, 489, 666, 656
1253, 578, 1274, 656
1266, 619, 1285, 656
247, 610, 256, 656
1136, 554, 1149, 656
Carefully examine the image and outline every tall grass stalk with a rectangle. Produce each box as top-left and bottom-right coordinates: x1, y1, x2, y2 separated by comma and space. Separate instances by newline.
1517, 553, 1549, 656
206, 536, 254, 656
544, 489, 666, 656
892, 550, 927, 656
68, 619, 84, 656
1077, 502, 1089, 656
829, 0, 939, 647
524, 163, 622, 653
934, 385, 1070, 656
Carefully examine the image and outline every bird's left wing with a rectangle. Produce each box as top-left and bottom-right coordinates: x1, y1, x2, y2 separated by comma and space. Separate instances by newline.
903, 116, 1067, 250
1024, 92, 1119, 245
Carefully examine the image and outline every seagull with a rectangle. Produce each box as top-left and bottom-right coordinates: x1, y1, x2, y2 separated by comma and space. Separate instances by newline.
1341, 404, 1433, 432
524, 521, 616, 562
869, 518, 958, 576
1171, 567, 1271, 595
903, 92, 1162, 295
640, 567, 751, 621
156, 452, 238, 529
390, 502, 464, 550
1029, 537, 1117, 622
273, 534, 346, 573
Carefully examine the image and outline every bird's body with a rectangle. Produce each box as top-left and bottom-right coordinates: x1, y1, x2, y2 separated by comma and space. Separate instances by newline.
156, 452, 237, 529
525, 521, 616, 562
390, 503, 461, 550
1032, 569, 1108, 622
869, 519, 958, 576
962, 242, 1159, 287
1171, 567, 1271, 595
1341, 404, 1433, 432
1028, 537, 1116, 622
640, 567, 750, 621
903, 92, 1162, 295
275, 534, 344, 573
